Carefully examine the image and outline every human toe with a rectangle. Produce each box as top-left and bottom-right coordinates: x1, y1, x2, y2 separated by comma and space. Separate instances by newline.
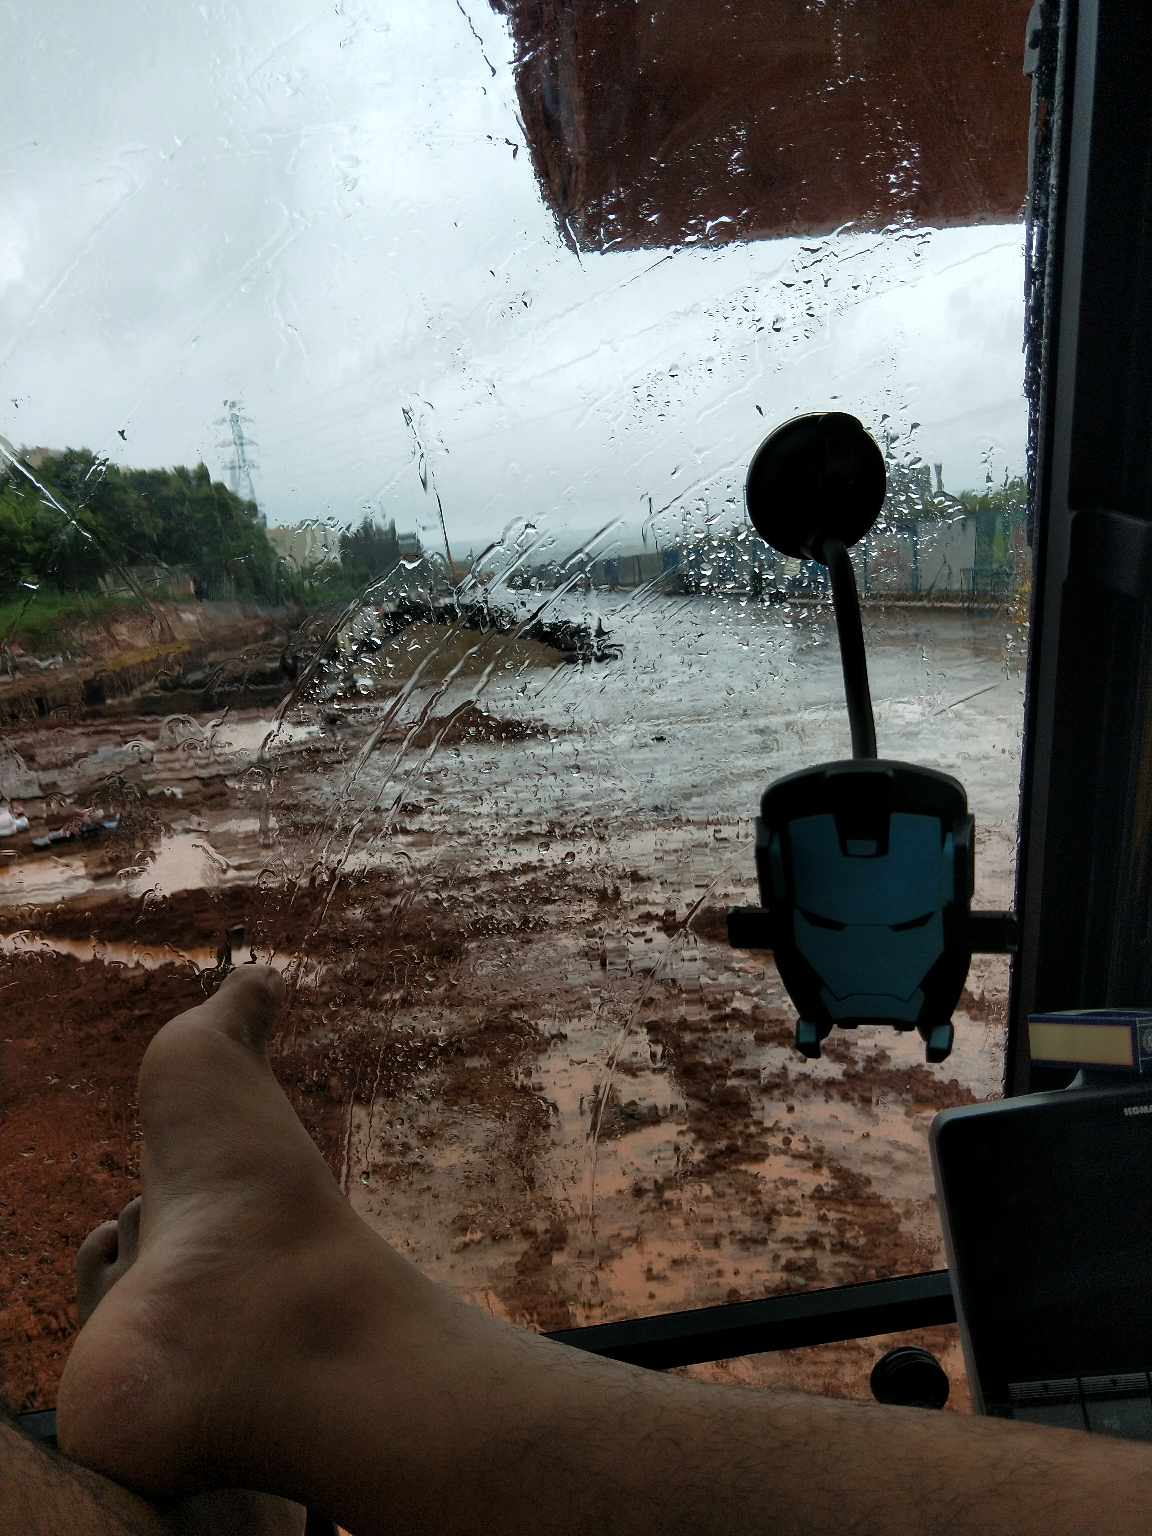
76, 1222, 118, 1325
77, 1197, 142, 1326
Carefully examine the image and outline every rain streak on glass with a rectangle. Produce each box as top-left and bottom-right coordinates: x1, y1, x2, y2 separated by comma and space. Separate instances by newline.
1, 1, 1030, 1413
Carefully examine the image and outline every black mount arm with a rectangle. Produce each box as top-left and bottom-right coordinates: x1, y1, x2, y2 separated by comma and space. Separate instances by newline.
813, 534, 876, 760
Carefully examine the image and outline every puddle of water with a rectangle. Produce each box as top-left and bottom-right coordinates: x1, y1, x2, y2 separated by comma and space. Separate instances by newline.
0, 845, 115, 907
126, 832, 233, 898
0, 929, 295, 974
0, 930, 213, 970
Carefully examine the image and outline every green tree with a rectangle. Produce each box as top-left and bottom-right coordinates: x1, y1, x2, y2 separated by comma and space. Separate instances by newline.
5, 449, 281, 601
339, 517, 401, 585
0, 457, 107, 596
957, 476, 1028, 519
119, 462, 277, 599
0, 474, 43, 595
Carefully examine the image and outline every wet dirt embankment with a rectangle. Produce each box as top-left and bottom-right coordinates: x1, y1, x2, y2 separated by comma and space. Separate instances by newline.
1, 599, 301, 725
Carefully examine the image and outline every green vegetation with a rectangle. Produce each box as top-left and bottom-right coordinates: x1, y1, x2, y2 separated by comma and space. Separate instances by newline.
880, 466, 1028, 525
1, 449, 278, 602
0, 452, 405, 621
0, 586, 141, 644
957, 475, 1028, 518
339, 516, 402, 585
274, 517, 404, 609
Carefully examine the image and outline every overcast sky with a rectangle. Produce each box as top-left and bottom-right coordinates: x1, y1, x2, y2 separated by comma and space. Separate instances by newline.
2, 0, 1028, 560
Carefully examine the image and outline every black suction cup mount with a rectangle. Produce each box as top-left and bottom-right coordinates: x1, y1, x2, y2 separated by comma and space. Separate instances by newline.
745, 411, 886, 560
870, 1345, 950, 1409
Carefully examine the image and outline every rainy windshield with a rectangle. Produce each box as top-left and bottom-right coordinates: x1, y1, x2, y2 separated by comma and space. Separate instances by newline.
2, 0, 1031, 1415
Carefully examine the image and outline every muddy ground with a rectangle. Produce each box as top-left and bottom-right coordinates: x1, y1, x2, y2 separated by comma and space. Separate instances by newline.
1, 601, 1021, 1414
1, 890, 994, 1414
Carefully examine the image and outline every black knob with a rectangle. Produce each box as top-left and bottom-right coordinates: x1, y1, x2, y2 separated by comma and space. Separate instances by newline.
869, 1346, 950, 1410
745, 412, 886, 559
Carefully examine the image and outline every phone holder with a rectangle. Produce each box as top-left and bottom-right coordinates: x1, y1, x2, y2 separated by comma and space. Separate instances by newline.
727, 413, 1018, 1064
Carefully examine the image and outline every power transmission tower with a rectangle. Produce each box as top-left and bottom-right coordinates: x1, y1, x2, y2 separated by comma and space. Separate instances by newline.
215, 399, 259, 506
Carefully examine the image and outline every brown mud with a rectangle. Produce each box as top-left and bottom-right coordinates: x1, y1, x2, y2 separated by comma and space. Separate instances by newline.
1, 697, 1009, 1414
2, 954, 203, 1409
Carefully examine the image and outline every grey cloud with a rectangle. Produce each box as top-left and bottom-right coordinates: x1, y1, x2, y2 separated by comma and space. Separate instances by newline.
2, 0, 1026, 558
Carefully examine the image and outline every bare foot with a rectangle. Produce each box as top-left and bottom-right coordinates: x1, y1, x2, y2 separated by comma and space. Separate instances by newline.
58, 965, 1150, 1536
57, 965, 421, 1506
72, 1190, 314, 1535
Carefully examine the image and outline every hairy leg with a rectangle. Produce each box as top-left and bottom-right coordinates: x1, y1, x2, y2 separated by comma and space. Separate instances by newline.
58, 968, 1150, 1536
0, 1408, 307, 1536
